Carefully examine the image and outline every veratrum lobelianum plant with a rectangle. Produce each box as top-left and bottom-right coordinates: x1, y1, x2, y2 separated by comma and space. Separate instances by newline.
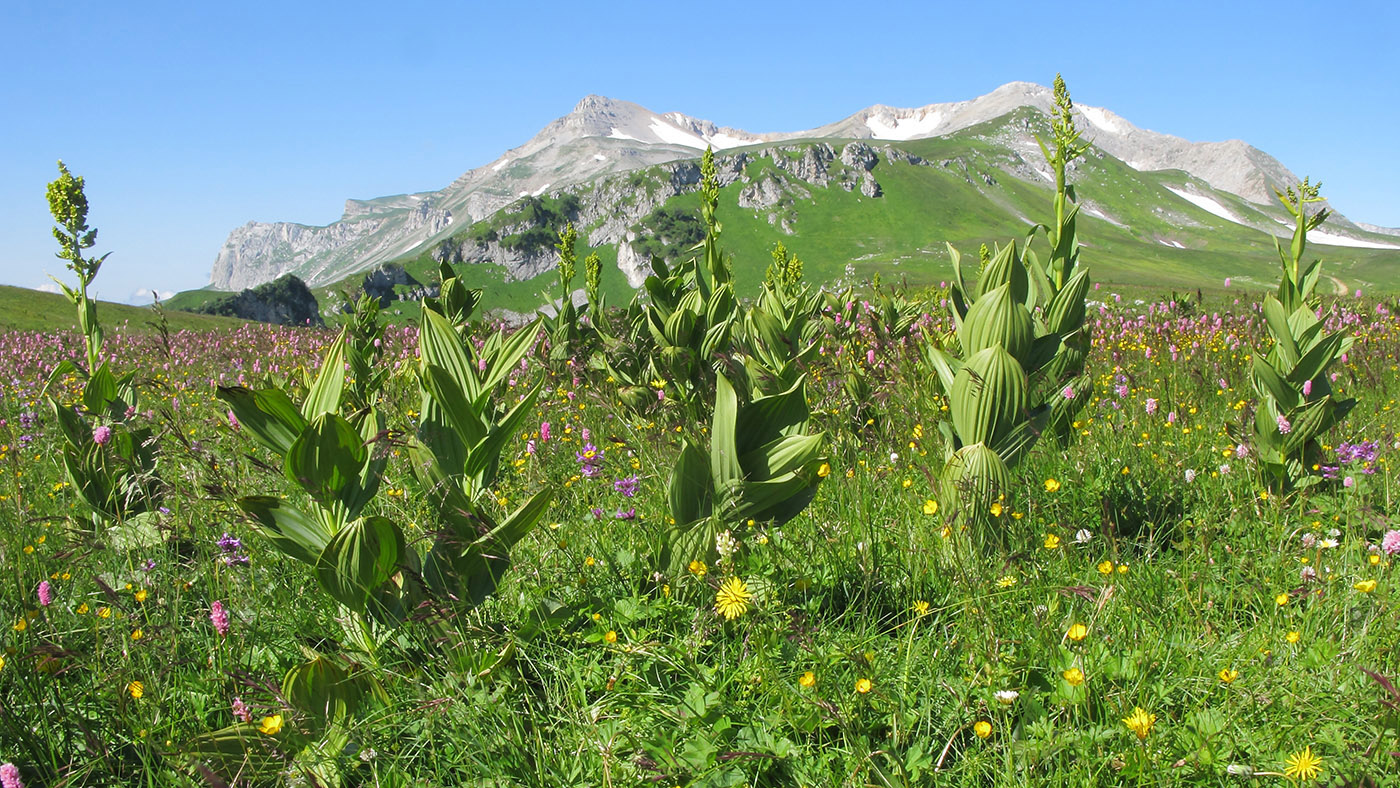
660, 372, 827, 579
1028, 74, 1094, 446
43, 161, 163, 535
926, 240, 1083, 544
1249, 178, 1356, 490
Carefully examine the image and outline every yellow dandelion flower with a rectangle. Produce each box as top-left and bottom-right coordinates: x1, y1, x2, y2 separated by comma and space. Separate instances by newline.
714, 576, 752, 621
799, 671, 816, 689
855, 677, 873, 694
973, 720, 992, 738
1122, 707, 1155, 740
1044, 478, 1061, 493
1062, 667, 1085, 686
1218, 668, 1239, 684
996, 575, 1017, 588
258, 714, 284, 735
127, 680, 144, 699
912, 600, 930, 617
1066, 623, 1088, 642
1283, 745, 1323, 781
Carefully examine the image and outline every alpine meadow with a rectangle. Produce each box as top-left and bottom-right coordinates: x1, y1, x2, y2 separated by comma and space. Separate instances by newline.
5, 77, 1400, 788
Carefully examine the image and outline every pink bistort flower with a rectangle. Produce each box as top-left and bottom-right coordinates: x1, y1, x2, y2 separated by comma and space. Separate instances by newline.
1381, 529, 1400, 556
37, 581, 52, 607
210, 600, 230, 637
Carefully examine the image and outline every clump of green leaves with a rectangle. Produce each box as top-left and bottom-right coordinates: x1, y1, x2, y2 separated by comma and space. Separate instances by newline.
42, 161, 162, 534
1249, 178, 1355, 489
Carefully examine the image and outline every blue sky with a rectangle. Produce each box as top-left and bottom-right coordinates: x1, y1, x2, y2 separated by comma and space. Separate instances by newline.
1, 0, 1395, 302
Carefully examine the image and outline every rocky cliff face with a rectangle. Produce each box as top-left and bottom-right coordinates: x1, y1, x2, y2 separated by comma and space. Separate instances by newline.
193, 274, 323, 326
206, 84, 1358, 292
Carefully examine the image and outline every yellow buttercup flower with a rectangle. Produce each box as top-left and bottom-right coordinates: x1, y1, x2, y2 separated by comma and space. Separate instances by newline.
1218, 668, 1239, 684
1286, 630, 1301, 644
1354, 579, 1377, 593
1066, 623, 1088, 642
1097, 560, 1114, 575
687, 560, 707, 577
922, 499, 938, 516
134, 589, 148, 603
714, 576, 752, 621
989, 502, 1004, 517
1062, 667, 1085, 686
258, 714, 284, 735
973, 720, 992, 738
855, 677, 873, 694
1122, 707, 1155, 740
1044, 478, 1061, 493
131, 629, 144, 641
127, 680, 144, 699
817, 462, 831, 478
1276, 593, 1290, 607
603, 630, 618, 644
1044, 534, 1062, 550
799, 671, 815, 689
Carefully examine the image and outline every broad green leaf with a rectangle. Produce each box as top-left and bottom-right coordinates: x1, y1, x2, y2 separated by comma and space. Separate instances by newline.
669, 442, 713, 526
284, 413, 366, 508
739, 433, 825, 481
301, 331, 347, 420
710, 374, 742, 491
315, 516, 405, 612
217, 386, 308, 457
420, 307, 481, 406
238, 495, 333, 566
464, 384, 541, 491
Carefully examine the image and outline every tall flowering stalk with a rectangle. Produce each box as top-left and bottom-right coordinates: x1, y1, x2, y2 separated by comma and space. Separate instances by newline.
1249, 179, 1356, 490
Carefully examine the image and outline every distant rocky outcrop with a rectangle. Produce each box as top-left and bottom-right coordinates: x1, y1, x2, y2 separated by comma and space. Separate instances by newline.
360, 262, 420, 307
192, 274, 323, 326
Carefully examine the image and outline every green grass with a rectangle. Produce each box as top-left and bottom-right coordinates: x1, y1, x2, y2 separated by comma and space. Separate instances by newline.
0, 284, 250, 334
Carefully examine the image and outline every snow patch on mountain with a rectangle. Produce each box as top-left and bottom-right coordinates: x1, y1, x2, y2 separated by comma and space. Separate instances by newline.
1306, 230, 1400, 250
648, 118, 710, 149
867, 111, 945, 140
1166, 186, 1244, 224
1080, 106, 1132, 136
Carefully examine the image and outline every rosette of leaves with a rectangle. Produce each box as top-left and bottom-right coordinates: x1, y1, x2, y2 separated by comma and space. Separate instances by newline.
660, 372, 826, 577
603, 147, 739, 421
217, 332, 404, 640
411, 291, 554, 608
739, 275, 824, 395
1249, 179, 1356, 489
926, 241, 1072, 543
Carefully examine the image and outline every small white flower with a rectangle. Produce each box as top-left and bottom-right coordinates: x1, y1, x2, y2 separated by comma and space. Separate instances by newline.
1319, 538, 1338, 550
1074, 529, 1093, 544
995, 690, 1020, 705
1184, 469, 1197, 483
715, 530, 738, 559
889, 452, 900, 463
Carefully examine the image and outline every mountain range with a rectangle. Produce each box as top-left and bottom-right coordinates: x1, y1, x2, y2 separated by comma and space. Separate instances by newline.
204, 82, 1399, 302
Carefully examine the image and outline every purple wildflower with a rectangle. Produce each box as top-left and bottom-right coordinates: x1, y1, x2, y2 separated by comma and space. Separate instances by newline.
540, 422, 551, 443
93, 425, 112, 445
231, 696, 251, 723
0, 762, 22, 788
1381, 530, 1400, 556
37, 581, 52, 607
1061, 385, 1074, 400
613, 475, 640, 498
1276, 414, 1292, 434
1145, 398, 1158, 415
613, 507, 637, 521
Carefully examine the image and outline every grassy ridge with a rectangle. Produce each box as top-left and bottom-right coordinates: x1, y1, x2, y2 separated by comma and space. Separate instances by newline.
0, 284, 250, 334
